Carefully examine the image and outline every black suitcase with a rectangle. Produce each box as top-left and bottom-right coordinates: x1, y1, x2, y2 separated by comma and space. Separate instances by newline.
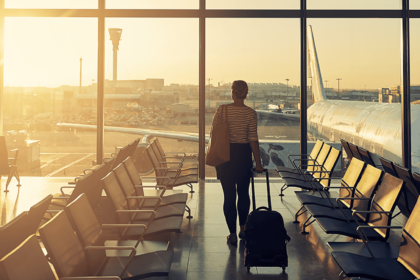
244, 168, 291, 272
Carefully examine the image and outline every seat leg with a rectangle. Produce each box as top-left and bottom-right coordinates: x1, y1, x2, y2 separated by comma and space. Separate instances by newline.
338, 271, 346, 280
279, 183, 288, 196
185, 205, 193, 219
293, 205, 306, 223
300, 215, 315, 234
13, 166, 21, 187
188, 183, 194, 194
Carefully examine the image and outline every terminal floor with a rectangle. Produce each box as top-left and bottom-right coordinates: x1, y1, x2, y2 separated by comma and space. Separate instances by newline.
0, 177, 407, 280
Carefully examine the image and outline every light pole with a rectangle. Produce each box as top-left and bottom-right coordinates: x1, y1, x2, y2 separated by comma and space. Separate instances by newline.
325, 80, 329, 88
285, 78, 289, 95
336, 78, 342, 94
108, 28, 123, 88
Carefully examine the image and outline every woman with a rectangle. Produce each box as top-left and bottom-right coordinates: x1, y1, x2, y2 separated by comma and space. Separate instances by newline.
212, 80, 264, 246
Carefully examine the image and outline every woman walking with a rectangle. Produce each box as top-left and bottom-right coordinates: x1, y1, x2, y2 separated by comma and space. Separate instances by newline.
212, 80, 263, 246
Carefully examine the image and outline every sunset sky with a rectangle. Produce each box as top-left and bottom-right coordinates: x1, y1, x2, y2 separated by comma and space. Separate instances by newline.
3, 1, 420, 90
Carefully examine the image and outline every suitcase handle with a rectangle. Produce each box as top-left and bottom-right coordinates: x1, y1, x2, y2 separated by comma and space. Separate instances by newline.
251, 168, 272, 211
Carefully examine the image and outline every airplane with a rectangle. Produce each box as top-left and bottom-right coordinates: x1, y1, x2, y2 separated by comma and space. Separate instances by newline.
306, 25, 420, 173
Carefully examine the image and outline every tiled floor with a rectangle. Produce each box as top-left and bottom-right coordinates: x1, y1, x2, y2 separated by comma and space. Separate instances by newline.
0, 176, 406, 279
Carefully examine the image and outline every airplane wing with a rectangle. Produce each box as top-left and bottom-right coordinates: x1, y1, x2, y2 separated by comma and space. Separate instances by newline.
57, 123, 209, 143
255, 110, 300, 120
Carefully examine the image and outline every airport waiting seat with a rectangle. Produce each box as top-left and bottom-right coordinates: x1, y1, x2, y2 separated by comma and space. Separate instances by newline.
278, 143, 331, 196
0, 234, 122, 280
281, 147, 341, 194
153, 137, 198, 168
0, 136, 20, 193
150, 139, 198, 176
102, 172, 183, 240
413, 172, 420, 192
330, 198, 420, 280
49, 158, 114, 215
315, 173, 404, 242
279, 141, 329, 181
394, 164, 420, 217
301, 164, 382, 233
348, 143, 363, 161
379, 157, 398, 177
146, 145, 198, 193
340, 139, 353, 164
39, 211, 172, 279
292, 158, 368, 223
0, 194, 52, 260
123, 156, 189, 205
110, 138, 140, 170
113, 163, 189, 219
65, 194, 170, 258
357, 147, 376, 167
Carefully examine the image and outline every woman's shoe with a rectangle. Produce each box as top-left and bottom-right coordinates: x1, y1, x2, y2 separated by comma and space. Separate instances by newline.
227, 234, 238, 246
238, 231, 246, 239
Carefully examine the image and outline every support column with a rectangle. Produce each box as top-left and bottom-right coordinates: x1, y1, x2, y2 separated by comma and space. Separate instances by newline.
0, 0, 4, 136
300, 0, 308, 161
96, 0, 105, 164
198, 0, 206, 179
401, 0, 411, 169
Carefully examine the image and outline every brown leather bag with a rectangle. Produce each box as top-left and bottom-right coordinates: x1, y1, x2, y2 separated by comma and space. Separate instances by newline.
206, 105, 230, 167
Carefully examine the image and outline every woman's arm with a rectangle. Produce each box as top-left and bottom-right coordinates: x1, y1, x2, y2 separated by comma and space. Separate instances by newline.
250, 141, 264, 173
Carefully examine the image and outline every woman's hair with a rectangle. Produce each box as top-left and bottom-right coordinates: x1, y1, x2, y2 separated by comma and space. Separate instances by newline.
231, 80, 248, 99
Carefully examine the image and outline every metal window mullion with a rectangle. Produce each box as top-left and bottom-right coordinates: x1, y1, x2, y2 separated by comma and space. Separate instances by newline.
401, 0, 411, 169
96, 0, 105, 164
300, 0, 308, 164
199, 0, 205, 179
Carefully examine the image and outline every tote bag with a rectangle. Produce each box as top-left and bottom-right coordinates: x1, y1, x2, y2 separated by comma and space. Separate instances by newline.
206, 105, 230, 167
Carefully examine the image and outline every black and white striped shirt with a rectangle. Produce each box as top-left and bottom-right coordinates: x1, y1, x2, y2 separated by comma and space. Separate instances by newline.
212, 104, 258, 143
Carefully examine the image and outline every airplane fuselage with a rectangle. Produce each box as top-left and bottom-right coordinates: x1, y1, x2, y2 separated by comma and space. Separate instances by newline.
307, 100, 420, 172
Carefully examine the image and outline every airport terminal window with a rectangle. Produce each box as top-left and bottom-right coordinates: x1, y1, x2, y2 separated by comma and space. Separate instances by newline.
307, 0, 400, 10
5, 0, 97, 9
3, 18, 97, 176
105, 0, 198, 9
410, 19, 420, 173
0, 2, 417, 177
206, 0, 298, 10
206, 19, 300, 176
104, 18, 199, 175
306, 18, 402, 168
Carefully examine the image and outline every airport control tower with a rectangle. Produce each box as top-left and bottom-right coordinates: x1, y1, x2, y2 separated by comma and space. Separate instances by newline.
108, 28, 122, 88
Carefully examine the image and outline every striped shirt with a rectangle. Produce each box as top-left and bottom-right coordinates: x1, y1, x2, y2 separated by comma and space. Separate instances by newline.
212, 104, 258, 143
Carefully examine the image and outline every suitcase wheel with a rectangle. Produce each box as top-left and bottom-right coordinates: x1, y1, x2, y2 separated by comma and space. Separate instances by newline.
247, 265, 250, 272
282, 264, 286, 272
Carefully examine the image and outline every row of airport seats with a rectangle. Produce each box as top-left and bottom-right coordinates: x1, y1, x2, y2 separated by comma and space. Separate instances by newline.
276, 139, 420, 279
0, 137, 197, 279
341, 138, 420, 219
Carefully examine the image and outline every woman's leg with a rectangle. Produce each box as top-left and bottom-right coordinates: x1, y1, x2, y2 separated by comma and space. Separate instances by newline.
220, 176, 237, 234
237, 174, 251, 227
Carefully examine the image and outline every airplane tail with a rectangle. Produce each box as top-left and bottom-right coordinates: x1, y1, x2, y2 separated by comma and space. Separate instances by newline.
307, 25, 327, 103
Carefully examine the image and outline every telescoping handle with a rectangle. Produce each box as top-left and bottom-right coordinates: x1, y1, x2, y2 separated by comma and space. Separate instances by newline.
251, 168, 271, 211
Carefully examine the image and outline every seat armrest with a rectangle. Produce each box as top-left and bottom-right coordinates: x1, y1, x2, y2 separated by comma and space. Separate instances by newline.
84, 246, 136, 278
356, 225, 403, 257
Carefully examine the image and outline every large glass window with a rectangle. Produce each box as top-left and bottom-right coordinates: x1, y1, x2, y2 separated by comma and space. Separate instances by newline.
206, 19, 300, 176
410, 19, 420, 173
307, 0, 400, 10
3, 18, 97, 176
307, 19, 401, 169
104, 18, 199, 175
5, 0, 96, 9
207, 0, 298, 10
106, 0, 198, 9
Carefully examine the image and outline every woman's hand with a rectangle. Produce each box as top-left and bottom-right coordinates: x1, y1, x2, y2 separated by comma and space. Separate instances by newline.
254, 164, 264, 173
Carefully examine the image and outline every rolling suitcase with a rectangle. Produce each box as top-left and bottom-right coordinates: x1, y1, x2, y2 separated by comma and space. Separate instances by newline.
244, 168, 291, 272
